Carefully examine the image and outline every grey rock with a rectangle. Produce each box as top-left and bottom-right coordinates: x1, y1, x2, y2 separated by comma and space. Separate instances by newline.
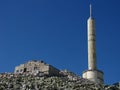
0, 72, 119, 90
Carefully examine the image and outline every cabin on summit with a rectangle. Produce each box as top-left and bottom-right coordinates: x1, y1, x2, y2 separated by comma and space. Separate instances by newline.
14, 60, 60, 76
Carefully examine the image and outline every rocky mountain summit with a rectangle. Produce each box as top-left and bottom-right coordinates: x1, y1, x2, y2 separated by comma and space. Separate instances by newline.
0, 70, 119, 90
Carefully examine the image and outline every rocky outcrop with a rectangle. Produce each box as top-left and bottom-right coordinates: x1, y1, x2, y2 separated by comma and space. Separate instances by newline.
0, 72, 119, 90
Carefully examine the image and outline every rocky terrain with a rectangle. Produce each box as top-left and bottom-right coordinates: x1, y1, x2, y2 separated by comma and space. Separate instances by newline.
0, 70, 119, 90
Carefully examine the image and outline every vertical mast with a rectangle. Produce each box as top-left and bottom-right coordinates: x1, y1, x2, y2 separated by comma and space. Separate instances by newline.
88, 4, 97, 70
82, 4, 104, 84
90, 4, 92, 18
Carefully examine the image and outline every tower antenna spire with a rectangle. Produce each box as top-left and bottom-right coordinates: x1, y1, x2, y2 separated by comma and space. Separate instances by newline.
82, 4, 104, 84
90, 4, 92, 18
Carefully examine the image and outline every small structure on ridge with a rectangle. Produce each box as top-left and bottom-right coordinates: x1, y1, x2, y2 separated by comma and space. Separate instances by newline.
14, 60, 60, 76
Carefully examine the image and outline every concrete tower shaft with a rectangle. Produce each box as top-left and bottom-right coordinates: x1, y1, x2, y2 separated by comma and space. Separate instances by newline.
87, 18, 97, 70
82, 4, 104, 84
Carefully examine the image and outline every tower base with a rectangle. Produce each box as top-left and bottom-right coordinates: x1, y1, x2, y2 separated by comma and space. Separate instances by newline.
82, 70, 104, 84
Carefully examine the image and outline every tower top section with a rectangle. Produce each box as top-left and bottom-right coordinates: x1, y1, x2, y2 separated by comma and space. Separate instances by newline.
90, 4, 92, 18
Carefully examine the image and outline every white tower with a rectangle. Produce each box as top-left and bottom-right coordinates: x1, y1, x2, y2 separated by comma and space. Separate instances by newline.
82, 4, 104, 84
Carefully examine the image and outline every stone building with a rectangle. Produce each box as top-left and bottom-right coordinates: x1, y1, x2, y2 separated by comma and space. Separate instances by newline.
14, 60, 60, 76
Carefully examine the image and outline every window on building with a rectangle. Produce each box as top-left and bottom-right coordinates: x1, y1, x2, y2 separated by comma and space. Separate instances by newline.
34, 67, 37, 70
24, 68, 27, 72
16, 70, 19, 72
20, 69, 23, 72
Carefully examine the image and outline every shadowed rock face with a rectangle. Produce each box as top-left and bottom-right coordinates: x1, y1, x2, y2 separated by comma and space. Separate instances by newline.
0, 72, 119, 90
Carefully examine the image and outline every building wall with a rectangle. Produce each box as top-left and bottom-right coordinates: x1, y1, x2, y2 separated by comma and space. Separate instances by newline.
49, 65, 60, 76
14, 60, 60, 76
82, 70, 104, 84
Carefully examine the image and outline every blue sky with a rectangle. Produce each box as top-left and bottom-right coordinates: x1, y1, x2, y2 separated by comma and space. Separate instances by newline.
0, 0, 120, 84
